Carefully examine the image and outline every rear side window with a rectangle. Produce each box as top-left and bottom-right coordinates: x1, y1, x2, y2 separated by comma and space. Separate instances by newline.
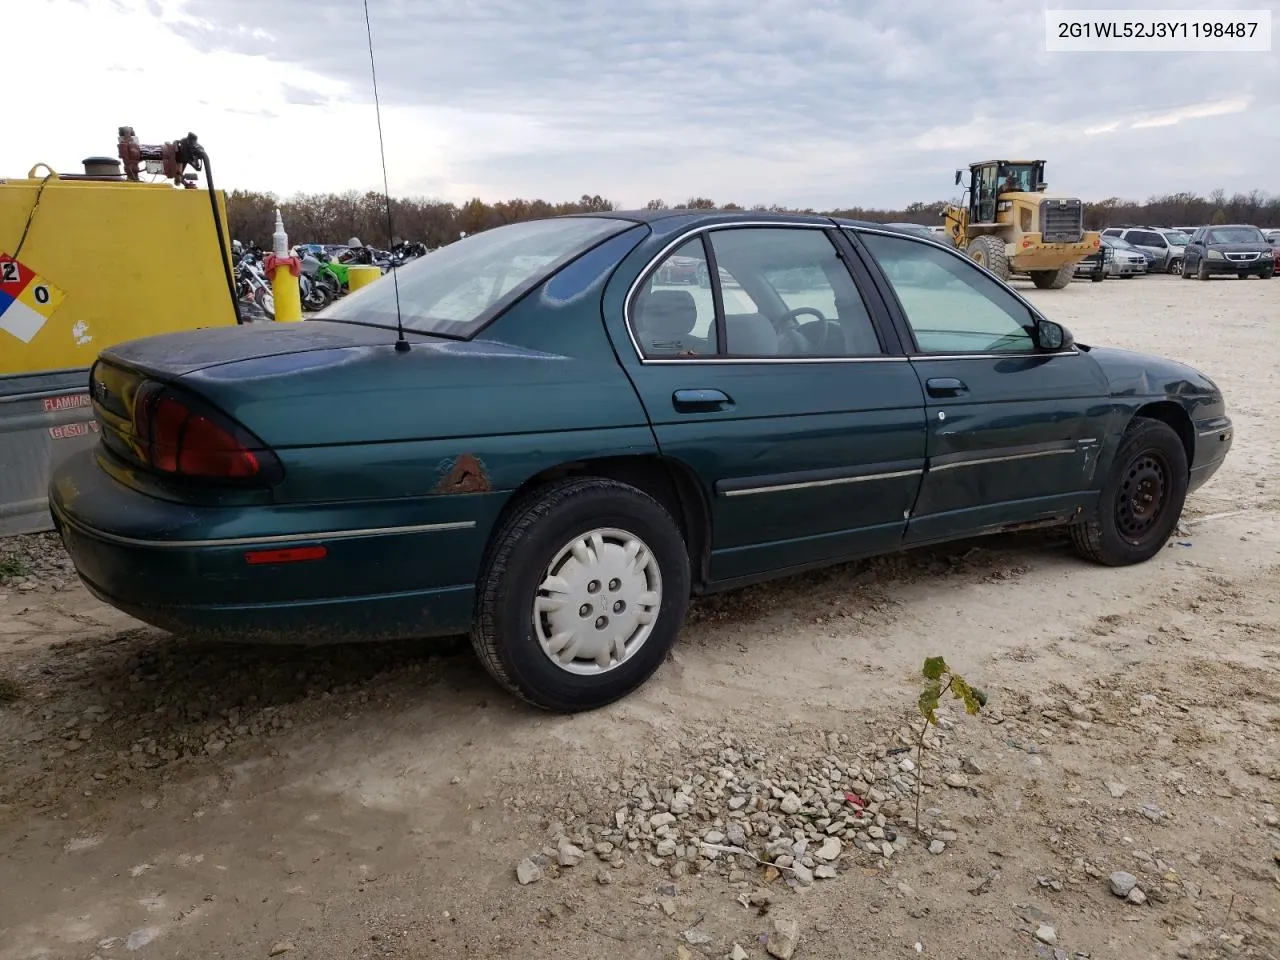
631, 238, 719, 358
705, 228, 883, 358
629, 227, 884, 359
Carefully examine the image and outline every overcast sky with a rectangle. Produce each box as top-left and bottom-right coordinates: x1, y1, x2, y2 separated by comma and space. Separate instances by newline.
8, 0, 1278, 210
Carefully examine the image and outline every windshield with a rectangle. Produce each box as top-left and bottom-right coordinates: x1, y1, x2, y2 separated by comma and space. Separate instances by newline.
995, 164, 1037, 191
316, 216, 632, 337
1162, 231, 1190, 245
1206, 226, 1265, 244
1102, 235, 1135, 250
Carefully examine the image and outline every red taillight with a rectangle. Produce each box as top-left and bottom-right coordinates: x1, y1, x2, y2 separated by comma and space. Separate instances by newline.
130, 381, 278, 484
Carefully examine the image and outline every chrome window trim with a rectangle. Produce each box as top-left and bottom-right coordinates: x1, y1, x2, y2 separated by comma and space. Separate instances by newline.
721, 467, 923, 498
907, 349, 1080, 360
621, 221, 895, 366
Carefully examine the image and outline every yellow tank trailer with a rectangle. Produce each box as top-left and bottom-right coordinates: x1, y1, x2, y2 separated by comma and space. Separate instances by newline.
942, 160, 1101, 289
1, 129, 241, 535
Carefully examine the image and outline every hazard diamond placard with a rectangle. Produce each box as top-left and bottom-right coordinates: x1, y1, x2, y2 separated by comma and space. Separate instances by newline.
0, 252, 66, 344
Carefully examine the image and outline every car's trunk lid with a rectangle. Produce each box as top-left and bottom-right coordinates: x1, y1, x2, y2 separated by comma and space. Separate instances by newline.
100, 320, 414, 378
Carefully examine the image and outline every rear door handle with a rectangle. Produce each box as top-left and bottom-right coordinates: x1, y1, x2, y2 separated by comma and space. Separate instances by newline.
673, 388, 733, 412
926, 377, 968, 398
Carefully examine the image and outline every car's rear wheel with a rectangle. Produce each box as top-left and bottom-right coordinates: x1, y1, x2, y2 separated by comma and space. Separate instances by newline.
1070, 418, 1188, 567
471, 477, 691, 712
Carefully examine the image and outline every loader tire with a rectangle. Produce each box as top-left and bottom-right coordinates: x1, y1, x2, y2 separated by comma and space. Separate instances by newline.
967, 235, 1010, 281
1030, 263, 1075, 289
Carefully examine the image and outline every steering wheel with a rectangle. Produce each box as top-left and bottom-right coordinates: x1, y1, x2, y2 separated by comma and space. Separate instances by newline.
779, 306, 827, 326
776, 306, 845, 355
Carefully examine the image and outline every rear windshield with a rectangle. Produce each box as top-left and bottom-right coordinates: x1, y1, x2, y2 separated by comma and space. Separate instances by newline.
1206, 226, 1264, 244
316, 216, 632, 337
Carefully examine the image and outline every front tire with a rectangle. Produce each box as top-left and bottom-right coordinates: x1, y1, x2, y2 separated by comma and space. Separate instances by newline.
1167, 258, 1182, 275
967, 235, 1010, 281
471, 478, 691, 712
1197, 260, 1210, 281
1070, 419, 1189, 567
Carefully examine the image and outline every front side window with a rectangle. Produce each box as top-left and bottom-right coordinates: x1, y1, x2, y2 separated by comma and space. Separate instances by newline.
318, 216, 631, 337
859, 231, 1036, 355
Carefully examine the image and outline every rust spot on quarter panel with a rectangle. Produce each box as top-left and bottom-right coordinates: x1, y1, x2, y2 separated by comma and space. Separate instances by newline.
434, 453, 492, 494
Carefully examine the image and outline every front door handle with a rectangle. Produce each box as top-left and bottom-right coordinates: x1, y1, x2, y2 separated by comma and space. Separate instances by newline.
673, 388, 733, 412
926, 377, 968, 398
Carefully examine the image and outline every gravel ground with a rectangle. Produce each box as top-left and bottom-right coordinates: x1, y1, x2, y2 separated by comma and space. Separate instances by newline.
1, 274, 1277, 960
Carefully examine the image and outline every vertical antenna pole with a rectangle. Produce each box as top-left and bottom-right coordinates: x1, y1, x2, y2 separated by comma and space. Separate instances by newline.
362, 0, 409, 353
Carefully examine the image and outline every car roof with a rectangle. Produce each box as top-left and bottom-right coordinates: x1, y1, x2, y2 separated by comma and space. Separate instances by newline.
567, 210, 936, 235
571, 209, 832, 226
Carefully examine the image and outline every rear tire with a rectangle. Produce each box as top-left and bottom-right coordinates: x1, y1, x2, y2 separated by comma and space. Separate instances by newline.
1070, 418, 1188, 567
471, 478, 691, 712
967, 235, 1010, 281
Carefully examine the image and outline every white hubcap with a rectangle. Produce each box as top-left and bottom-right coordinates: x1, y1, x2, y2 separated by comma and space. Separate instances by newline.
533, 528, 663, 676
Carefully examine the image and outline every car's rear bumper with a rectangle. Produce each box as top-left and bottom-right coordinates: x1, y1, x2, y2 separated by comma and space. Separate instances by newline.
49, 448, 490, 642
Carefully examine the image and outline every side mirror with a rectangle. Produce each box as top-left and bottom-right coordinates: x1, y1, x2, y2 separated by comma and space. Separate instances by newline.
1036, 318, 1072, 351
955, 170, 963, 186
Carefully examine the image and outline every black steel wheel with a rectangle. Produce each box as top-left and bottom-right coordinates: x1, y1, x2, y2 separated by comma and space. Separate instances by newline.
1070, 418, 1189, 566
1114, 451, 1172, 546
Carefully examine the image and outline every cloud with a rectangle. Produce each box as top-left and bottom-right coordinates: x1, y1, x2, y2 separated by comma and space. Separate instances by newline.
7, 0, 1278, 209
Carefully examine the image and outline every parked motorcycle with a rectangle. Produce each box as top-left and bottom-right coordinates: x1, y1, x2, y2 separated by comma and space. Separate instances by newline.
297, 251, 333, 312
233, 248, 275, 320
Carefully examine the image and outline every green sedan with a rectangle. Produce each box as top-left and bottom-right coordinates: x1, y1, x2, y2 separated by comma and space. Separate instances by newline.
49, 211, 1233, 712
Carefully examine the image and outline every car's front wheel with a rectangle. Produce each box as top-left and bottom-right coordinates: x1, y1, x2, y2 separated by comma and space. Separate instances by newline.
1167, 258, 1182, 275
471, 477, 691, 712
1197, 259, 1210, 280
1070, 418, 1188, 566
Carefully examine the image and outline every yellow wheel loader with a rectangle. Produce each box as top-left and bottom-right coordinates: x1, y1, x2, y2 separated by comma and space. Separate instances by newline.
942, 160, 1100, 289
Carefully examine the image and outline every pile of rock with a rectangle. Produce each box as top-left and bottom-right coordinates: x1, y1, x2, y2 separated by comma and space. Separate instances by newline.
514, 723, 965, 885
